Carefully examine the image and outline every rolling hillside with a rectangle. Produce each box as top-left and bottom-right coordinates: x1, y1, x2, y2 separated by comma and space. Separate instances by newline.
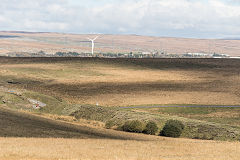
0, 106, 151, 140
0, 57, 239, 106
0, 57, 240, 141
0, 57, 240, 159
1, 31, 240, 56
0, 106, 240, 160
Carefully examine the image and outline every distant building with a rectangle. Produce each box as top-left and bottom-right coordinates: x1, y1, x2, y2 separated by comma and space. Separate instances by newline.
186, 53, 208, 57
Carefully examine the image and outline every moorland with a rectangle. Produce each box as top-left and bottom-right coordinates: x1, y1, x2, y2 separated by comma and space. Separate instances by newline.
0, 57, 240, 159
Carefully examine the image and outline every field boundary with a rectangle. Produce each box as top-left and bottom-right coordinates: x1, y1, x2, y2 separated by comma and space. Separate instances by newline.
120, 105, 240, 109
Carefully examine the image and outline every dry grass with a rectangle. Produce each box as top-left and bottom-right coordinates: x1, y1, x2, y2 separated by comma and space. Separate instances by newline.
0, 137, 240, 160
5, 105, 240, 160
1, 103, 240, 159
37, 113, 105, 128
0, 57, 240, 159
0, 106, 150, 140
0, 57, 239, 106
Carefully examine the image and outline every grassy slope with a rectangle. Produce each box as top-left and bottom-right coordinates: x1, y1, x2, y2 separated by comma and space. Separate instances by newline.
1, 100, 240, 159
0, 106, 154, 140
0, 57, 239, 106
2, 87, 240, 141
70, 105, 240, 141
0, 57, 240, 141
1, 100, 240, 160
136, 107, 240, 126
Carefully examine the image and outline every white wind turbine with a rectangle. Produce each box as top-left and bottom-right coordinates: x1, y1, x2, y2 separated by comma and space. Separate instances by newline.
87, 36, 99, 55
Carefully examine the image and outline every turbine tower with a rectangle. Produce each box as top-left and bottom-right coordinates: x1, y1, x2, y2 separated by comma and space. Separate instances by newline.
87, 36, 98, 55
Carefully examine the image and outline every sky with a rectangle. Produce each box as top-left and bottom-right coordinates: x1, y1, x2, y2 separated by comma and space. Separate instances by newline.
0, 0, 240, 38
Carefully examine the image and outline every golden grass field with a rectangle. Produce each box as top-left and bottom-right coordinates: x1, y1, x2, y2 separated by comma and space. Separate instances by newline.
0, 107, 240, 160
1, 137, 240, 160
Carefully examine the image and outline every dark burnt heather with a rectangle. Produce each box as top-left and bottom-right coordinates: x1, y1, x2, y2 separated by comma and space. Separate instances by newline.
0, 57, 240, 71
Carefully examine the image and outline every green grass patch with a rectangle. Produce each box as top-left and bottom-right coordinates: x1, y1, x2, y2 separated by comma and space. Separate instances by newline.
0, 91, 30, 110
157, 107, 222, 115
22, 91, 69, 115
68, 105, 240, 141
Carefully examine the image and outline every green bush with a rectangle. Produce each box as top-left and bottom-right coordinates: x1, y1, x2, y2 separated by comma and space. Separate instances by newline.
105, 120, 115, 129
160, 120, 184, 138
122, 120, 145, 133
116, 124, 124, 131
143, 121, 158, 135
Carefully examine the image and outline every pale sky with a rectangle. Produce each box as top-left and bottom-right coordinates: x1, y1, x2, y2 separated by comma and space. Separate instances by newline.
0, 0, 240, 38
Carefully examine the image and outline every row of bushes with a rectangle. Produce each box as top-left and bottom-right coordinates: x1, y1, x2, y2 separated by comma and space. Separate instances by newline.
106, 119, 185, 138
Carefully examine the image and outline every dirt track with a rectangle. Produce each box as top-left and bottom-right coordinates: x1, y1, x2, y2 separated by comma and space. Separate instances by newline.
120, 105, 240, 109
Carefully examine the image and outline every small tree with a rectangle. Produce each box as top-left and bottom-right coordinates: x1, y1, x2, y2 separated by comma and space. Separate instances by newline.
55, 52, 64, 56
122, 120, 145, 133
143, 121, 158, 135
160, 120, 184, 138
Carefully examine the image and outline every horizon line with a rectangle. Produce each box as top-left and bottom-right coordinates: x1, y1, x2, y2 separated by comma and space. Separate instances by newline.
1, 30, 238, 40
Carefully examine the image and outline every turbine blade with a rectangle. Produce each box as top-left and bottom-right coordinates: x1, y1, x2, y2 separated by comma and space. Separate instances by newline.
93, 36, 99, 41
87, 37, 93, 41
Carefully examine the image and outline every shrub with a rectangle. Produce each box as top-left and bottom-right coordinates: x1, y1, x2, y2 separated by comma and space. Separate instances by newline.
122, 120, 145, 133
160, 120, 184, 138
105, 120, 115, 129
116, 124, 124, 131
143, 121, 158, 135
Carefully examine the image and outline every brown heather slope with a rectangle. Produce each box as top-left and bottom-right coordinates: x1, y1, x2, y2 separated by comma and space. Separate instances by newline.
0, 106, 153, 140
0, 57, 239, 106
1, 31, 240, 56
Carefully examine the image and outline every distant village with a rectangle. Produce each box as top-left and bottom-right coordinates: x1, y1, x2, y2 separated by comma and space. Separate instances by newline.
5, 50, 239, 59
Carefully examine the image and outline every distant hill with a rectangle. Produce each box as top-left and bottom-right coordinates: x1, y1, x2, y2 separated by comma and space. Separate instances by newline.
0, 35, 19, 39
223, 38, 240, 40
0, 31, 240, 56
